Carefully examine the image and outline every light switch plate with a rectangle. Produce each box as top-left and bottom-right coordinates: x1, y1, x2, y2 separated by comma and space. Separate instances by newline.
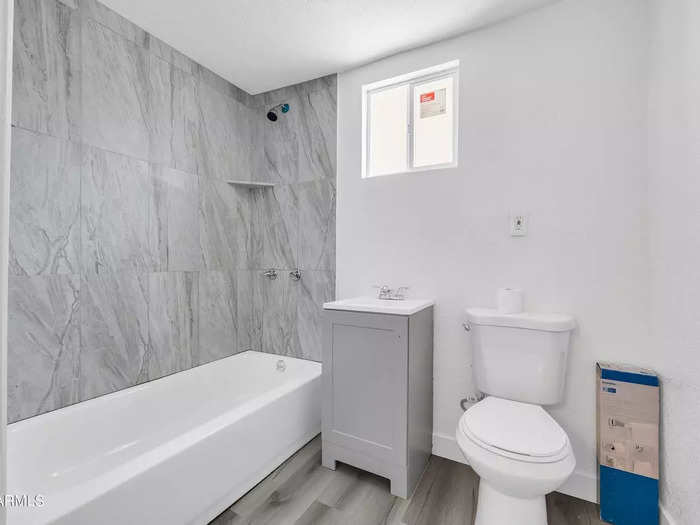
510, 214, 527, 236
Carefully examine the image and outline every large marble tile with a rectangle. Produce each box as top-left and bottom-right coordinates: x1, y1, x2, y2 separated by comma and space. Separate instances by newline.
296, 271, 334, 362
297, 85, 337, 184
248, 191, 264, 269
81, 16, 150, 160
298, 180, 336, 272
256, 75, 336, 107
313, 74, 338, 97
147, 57, 201, 173
145, 33, 196, 75
198, 81, 256, 181
262, 77, 337, 185
237, 269, 263, 352
154, 165, 201, 271
146, 53, 174, 167
250, 92, 265, 110
261, 78, 319, 108
259, 85, 295, 109
152, 168, 169, 272
199, 270, 237, 364
81, 146, 165, 274
79, 269, 148, 400
199, 177, 251, 271
79, 0, 147, 47
252, 184, 299, 269
239, 103, 261, 176
198, 64, 254, 108
56, 0, 78, 10
9, 128, 81, 276
171, 67, 201, 174
7, 274, 80, 422
251, 115, 265, 181
261, 270, 301, 358
147, 271, 199, 380
262, 99, 300, 184
12, 0, 81, 140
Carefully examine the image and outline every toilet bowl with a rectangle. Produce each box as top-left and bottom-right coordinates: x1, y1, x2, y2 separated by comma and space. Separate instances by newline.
456, 396, 576, 525
458, 306, 577, 524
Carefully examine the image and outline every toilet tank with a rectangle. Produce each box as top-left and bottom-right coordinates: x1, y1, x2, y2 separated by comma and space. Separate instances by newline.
466, 308, 576, 405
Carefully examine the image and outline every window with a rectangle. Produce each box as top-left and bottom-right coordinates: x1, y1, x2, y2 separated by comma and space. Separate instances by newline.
362, 61, 458, 178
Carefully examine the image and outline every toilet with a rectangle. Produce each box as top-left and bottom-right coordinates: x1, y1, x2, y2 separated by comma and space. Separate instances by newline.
456, 307, 577, 525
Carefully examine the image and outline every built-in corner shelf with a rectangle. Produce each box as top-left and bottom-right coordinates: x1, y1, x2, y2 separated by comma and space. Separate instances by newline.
226, 180, 275, 189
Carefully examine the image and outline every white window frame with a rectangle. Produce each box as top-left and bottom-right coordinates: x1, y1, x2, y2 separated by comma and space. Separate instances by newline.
362, 60, 459, 178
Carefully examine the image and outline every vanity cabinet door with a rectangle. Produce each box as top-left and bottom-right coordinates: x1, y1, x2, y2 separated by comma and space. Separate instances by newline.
322, 311, 408, 466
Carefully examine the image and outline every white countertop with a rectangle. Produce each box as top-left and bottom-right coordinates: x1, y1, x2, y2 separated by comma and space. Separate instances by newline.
323, 296, 434, 316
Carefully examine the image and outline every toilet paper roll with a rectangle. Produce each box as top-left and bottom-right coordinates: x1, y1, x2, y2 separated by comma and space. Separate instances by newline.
497, 288, 523, 314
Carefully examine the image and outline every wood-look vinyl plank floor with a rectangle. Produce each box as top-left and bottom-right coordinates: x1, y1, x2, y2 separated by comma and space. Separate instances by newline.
210, 436, 608, 525
546, 492, 610, 525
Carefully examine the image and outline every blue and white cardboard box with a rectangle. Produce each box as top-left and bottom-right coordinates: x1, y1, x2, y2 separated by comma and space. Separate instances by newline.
597, 362, 659, 525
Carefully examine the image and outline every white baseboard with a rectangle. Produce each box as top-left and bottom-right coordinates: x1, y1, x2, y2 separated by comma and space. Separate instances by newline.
433, 433, 677, 523
432, 433, 597, 503
432, 432, 467, 465
558, 469, 597, 503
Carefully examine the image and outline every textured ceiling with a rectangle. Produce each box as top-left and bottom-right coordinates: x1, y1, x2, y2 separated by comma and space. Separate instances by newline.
100, 0, 561, 94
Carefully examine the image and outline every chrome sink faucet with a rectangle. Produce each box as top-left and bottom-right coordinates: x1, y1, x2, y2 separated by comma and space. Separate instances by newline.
374, 285, 409, 301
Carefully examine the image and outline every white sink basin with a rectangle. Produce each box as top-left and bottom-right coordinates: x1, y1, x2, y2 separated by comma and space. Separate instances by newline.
323, 296, 434, 316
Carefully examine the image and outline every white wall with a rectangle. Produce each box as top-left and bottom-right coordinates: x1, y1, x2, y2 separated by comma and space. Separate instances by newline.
337, 0, 651, 502
648, 1, 700, 524
0, 0, 14, 520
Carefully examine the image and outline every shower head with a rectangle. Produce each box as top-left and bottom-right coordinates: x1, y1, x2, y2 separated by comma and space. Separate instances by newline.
266, 103, 290, 122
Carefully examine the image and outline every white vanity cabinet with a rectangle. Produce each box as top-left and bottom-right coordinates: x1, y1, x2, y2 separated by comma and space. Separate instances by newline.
321, 297, 434, 498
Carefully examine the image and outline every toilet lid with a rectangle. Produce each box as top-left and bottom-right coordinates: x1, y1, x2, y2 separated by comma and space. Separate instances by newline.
461, 397, 567, 458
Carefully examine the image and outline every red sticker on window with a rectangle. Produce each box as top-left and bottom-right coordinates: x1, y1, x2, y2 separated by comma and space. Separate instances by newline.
420, 92, 435, 103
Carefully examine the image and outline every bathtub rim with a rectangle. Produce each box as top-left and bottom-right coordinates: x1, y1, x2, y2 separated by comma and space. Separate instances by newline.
8, 350, 320, 430
7, 350, 322, 524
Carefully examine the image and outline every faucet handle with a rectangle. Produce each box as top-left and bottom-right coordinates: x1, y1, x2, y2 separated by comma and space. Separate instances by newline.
372, 285, 409, 300
395, 286, 410, 299
372, 284, 392, 299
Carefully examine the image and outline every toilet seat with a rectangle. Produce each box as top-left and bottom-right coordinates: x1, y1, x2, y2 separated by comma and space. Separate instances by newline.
459, 397, 570, 464
456, 417, 576, 500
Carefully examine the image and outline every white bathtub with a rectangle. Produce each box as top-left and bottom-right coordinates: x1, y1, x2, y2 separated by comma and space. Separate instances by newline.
7, 351, 322, 525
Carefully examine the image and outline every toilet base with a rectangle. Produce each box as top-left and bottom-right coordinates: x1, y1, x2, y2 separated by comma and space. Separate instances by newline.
475, 479, 547, 525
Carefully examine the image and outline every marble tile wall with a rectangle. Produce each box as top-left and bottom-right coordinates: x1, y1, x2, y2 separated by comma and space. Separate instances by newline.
9, 0, 336, 422
251, 76, 337, 362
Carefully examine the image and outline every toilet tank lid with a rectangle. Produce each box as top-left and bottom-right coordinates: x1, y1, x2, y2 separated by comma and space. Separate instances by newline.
466, 308, 576, 332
